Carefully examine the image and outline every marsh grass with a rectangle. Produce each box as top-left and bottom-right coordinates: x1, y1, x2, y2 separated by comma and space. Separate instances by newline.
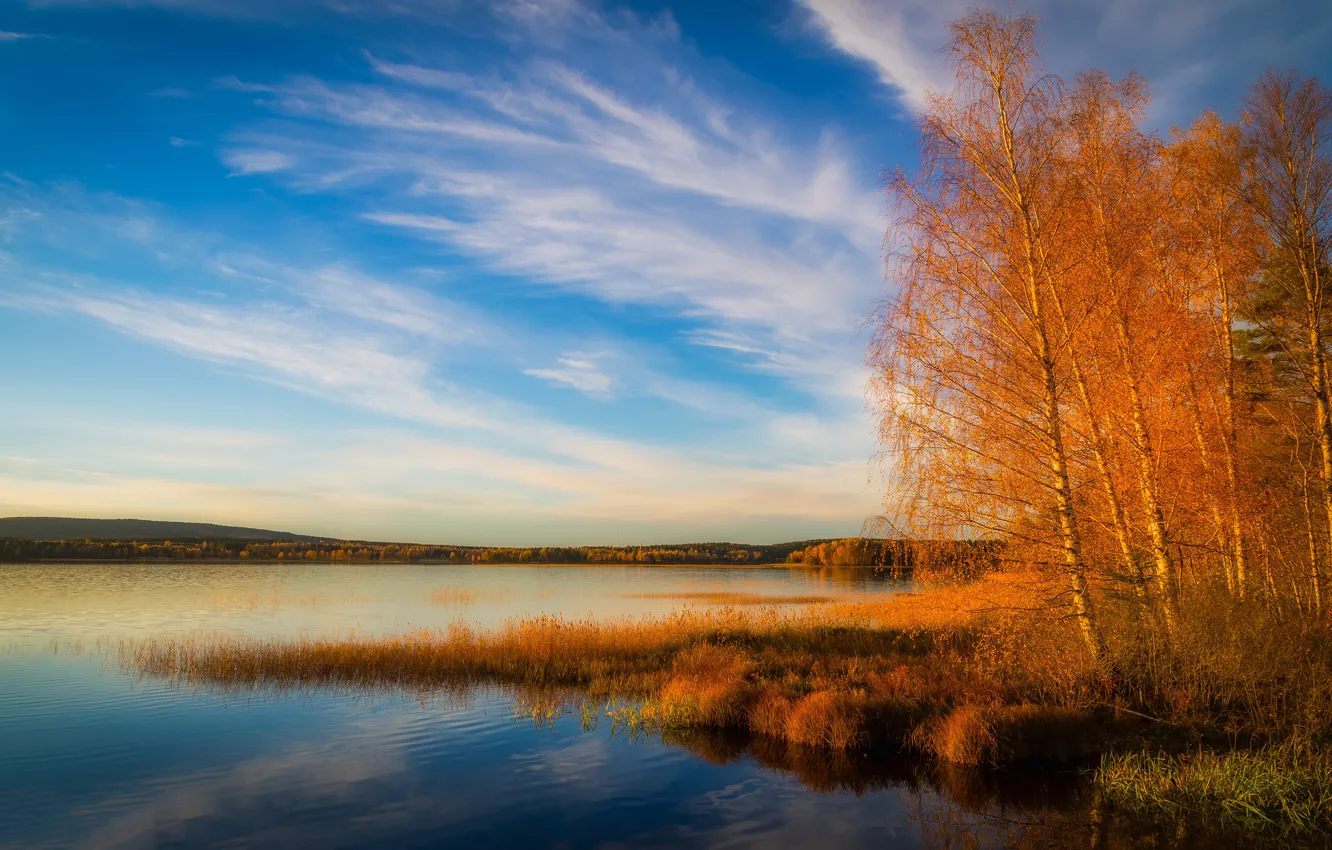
908, 703, 1102, 765
115, 570, 1332, 839
116, 583, 1104, 759
1097, 741, 1332, 837
614, 591, 838, 605
825, 572, 1050, 629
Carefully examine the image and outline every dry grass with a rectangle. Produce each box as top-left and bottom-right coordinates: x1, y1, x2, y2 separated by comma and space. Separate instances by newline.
826, 572, 1047, 629
118, 572, 1332, 791
117, 587, 1099, 758
655, 644, 754, 726
909, 703, 1099, 765
785, 690, 868, 749
910, 704, 1000, 765
615, 591, 837, 605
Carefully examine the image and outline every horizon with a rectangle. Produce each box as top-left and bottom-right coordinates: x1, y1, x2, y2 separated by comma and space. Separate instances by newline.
0, 514, 851, 547
3, 0, 1329, 545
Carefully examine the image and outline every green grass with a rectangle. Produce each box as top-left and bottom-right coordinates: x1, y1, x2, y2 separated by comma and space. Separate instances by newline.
1097, 740, 1332, 837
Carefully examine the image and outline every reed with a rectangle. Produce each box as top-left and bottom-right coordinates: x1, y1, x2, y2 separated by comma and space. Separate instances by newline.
1096, 741, 1332, 837
117, 569, 1332, 821
116, 587, 1100, 759
614, 591, 837, 605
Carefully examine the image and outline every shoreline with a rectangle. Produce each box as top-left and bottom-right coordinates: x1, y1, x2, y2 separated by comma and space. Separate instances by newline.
1, 559, 905, 569
114, 571, 1332, 839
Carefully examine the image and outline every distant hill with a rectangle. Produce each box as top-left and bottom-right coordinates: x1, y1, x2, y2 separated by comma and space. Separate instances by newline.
0, 519, 859, 565
0, 517, 327, 542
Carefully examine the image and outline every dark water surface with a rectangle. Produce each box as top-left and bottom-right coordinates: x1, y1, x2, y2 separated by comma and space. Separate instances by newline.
0, 563, 1265, 849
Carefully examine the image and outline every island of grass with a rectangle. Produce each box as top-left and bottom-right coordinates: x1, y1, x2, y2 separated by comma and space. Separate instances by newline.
121, 569, 1332, 842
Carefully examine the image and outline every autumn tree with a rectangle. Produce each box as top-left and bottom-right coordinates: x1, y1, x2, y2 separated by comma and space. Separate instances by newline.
872, 10, 1104, 658
1167, 111, 1261, 598
1239, 70, 1332, 616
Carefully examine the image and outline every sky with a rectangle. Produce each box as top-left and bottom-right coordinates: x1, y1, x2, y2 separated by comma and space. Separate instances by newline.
1, 0, 1328, 545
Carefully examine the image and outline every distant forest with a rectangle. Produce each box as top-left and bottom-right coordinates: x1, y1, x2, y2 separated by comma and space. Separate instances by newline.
0, 535, 1000, 570
0, 537, 829, 565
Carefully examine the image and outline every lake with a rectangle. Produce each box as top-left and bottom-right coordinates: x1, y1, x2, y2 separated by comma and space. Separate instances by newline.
0, 562, 1254, 849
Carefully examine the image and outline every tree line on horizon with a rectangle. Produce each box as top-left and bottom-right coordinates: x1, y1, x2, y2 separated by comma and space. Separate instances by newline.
871, 10, 1332, 658
0, 537, 877, 565
0, 535, 1008, 569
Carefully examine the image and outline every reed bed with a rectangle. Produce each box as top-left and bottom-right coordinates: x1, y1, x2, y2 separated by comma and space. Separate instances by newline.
118, 587, 1102, 762
613, 591, 838, 605
116, 571, 1332, 840
826, 572, 1048, 629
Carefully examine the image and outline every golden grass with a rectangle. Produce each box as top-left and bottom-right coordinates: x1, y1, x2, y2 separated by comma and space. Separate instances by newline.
117, 570, 1332, 790
785, 690, 868, 749
908, 703, 1097, 765
910, 704, 999, 765
116, 585, 1091, 757
826, 572, 1047, 629
615, 591, 838, 605
655, 644, 754, 727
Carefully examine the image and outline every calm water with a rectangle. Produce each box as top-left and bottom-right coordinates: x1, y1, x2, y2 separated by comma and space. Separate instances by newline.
0, 563, 1279, 849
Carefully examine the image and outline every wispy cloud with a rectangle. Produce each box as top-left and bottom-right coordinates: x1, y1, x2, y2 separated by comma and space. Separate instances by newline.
222, 45, 884, 392
223, 149, 293, 175
795, 0, 960, 110
792, 0, 1324, 125
13, 282, 493, 428
0, 0, 894, 541
236, 56, 881, 245
525, 353, 613, 396
361, 175, 868, 339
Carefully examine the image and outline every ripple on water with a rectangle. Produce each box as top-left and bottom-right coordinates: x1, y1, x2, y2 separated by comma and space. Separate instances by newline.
0, 563, 1298, 849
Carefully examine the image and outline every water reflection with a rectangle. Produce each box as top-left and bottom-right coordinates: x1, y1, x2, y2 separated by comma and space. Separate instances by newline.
789, 565, 911, 591
0, 563, 1323, 849
665, 727, 1323, 850
0, 562, 904, 644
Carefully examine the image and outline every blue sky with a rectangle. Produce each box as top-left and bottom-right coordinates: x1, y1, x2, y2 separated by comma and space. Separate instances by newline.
1, 0, 1328, 545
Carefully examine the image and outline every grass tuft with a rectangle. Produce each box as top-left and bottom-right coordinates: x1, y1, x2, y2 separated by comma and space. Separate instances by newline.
1097, 741, 1332, 837
657, 644, 754, 727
